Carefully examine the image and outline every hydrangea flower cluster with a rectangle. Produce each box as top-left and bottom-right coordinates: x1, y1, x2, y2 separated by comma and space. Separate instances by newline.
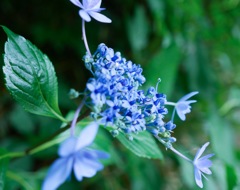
42, 0, 214, 189
84, 44, 178, 145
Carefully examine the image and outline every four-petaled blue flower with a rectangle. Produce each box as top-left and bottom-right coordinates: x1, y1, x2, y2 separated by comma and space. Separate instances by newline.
42, 122, 109, 190
193, 142, 214, 188
70, 0, 112, 23
175, 91, 198, 121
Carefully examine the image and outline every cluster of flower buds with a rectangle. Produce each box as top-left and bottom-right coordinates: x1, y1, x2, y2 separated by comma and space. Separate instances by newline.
84, 44, 180, 146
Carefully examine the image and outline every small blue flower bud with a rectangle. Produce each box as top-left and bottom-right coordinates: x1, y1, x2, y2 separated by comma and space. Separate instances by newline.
159, 127, 166, 133
112, 52, 121, 61
169, 137, 177, 143
147, 128, 159, 136
164, 121, 176, 131
123, 128, 131, 134
146, 87, 156, 97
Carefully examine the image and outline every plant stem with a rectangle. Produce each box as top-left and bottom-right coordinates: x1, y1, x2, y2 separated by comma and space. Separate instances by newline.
0, 109, 90, 159
154, 134, 192, 162
0, 152, 24, 160
70, 96, 87, 136
165, 102, 176, 106
82, 20, 91, 55
25, 109, 90, 155
170, 146, 192, 162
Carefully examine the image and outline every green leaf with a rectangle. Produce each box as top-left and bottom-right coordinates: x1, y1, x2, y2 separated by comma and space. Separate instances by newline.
2, 26, 64, 121
116, 131, 163, 159
6, 171, 36, 190
144, 44, 181, 95
9, 105, 35, 135
208, 113, 236, 165
0, 149, 9, 190
127, 5, 149, 52
226, 164, 237, 190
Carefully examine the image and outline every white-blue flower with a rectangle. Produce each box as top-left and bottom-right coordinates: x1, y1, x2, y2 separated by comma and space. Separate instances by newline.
193, 142, 214, 188
175, 91, 198, 121
42, 122, 109, 190
70, 0, 112, 23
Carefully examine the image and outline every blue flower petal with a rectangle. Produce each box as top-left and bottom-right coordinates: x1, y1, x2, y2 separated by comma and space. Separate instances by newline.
88, 150, 110, 159
69, 0, 83, 8
193, 142, 214, 188
73, 155, 103, 180
58, 137, 78, 157
75, 122, 99, 150
194, 142, 210, 161
88, 11, 112, 23
174, 92, 198, 121
198, 153, 214, 162
85, 0, 102, 9
179, 91, 198, 102
194, 167, 203, 188
176, 107, 186, 120
200, 167, 212, 175
79, 10, 91, 22
42, 157, 73, 190
176, 103, 189, 111
197, 159, 212, 168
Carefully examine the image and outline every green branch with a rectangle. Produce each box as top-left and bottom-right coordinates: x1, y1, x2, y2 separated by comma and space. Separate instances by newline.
0, 109, 91, 160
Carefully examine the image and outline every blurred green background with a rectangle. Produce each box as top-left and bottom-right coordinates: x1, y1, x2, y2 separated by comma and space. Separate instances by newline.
1, 0, 240, 189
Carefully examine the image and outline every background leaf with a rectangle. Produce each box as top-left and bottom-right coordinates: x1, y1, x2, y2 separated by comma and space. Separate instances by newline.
116, 131, 163, 159
127, 5, 149, 53
144, 44, 181, 95
0, 149, 9, 190
2, 26, 64, 120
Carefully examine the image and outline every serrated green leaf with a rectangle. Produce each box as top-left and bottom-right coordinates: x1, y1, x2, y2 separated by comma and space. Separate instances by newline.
116, 131, 163, 159
2, 26, 64, 121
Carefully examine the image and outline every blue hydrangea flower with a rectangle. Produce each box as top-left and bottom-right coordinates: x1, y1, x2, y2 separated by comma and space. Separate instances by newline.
193, 142, 214, 188
70, 0, 111, 23
174, 91, 198, 121
84, 44, 176, 143
84, 44, 147, 134
42, 122, 109, 190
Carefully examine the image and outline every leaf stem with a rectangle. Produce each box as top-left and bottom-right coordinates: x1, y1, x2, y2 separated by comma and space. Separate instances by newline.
25, 109, 90, 155
82, 20, 91, 55
0, 152, 24, 160
0, 109, 91, 160
51, 111, 69, 123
